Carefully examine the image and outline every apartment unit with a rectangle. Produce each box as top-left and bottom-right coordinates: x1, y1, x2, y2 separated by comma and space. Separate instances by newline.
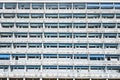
0, 0, 120, 80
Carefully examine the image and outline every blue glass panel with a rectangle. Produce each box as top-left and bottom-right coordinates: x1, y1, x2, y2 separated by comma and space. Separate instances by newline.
74, 54, 88, 57
90, 54, 104, 57
43, 54, 57, 57
0, 3, 3, 9
59, 14, 72, 18
46, 3, 58, 9
74, 66, 89, 69
73, 14, 86, 18
115, 3, 120, 9
18, 3, 30, 9
43, 65, 57, 69
27, 54, 41, 56
59, 66, 73, 69
91, 66, 105, 69
59, 3, 72, 9
32, 3, 44, 9
26, 65, 40, 69
46, 14, 58, 18
0, 54, 10, 59
12, 54, 25, 56
59, 43, 72, 48
101, 3, 113, 9
73, 3, 85, 9
5, 3, 16, 9
87, 3, 99, 9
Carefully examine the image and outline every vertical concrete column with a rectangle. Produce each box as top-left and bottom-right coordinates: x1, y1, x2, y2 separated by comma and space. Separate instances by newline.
89, 78, 92, 80
7, 78, 9, 80
40, 78, 42, 80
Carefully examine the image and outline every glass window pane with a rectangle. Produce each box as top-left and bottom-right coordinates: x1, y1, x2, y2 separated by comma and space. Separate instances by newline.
32, 3, 44, 9
5, 3, 16, 9
73, 3, 85, 9
87, 3, 99, 9
18, 3, 30, 9
0, 3, 3, 9
3, 13, 15, 18
115, 3, 120, 9
101, 3, 113, 9
31, 13, 43, 18
17, 13, 29, 18
46, 3, 58, 9
59, 3, 72, 9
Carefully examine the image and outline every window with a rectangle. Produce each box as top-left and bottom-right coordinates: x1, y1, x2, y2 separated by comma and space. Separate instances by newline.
0, 33, 13, 38
102, 14, 114, 18
116, 14, 120, 18
88, 23, 101, 28
16, 23, 29, 28
115, 3, 120, 9
43, 54, 57, 58
5, 3, 16, 9
28, 43, 42, 48
73, 3, 86, 9
89, 43, 103, 48
104, 33, 117, 38
73, 23, 86, 28
27, 54, 41, 59
58, 54, 72, 59
3, 13, 15, 18
31, 13, 43, 18
73, 33, 87, 38
59, 66, 73, 69
30, 23, 43, 28
44, 43, 57, 48
0, 43, 11, 48
88, 33, 102, 38
59, 33, 72, 38
1, 23, 14, 28
59, 23, 72, 28
104, 44, 118, 49
91, 66, 105, 71
26, 66, 40, 70
43, 66, 57, 69
13, 43, 27, 48
90, 54, 104, 60
46, 3, 58, 9
103, 23, 116, 28
74, 43, 87, 48
18, 3, 30, 9
45, 14, 58, 18
87, 14, 100, 18
32, 3, 44, 9
105, 55, 119, 61
0, 3, 3, 9
101, 3, 113, 9
87, 3, 99, 9
59, 43, 72, 48
59, 3, 72, 9
44, 33, 57, 38
0, 54, 10, 60
12, 54, 26, 60
29, 33, 42, 38
17, 13, 29, 18
14, 33, 28, 38
45, 23, 58, 28
59, 14, 72, 18
74, 54, 88, 59
73, 14, 86, 18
